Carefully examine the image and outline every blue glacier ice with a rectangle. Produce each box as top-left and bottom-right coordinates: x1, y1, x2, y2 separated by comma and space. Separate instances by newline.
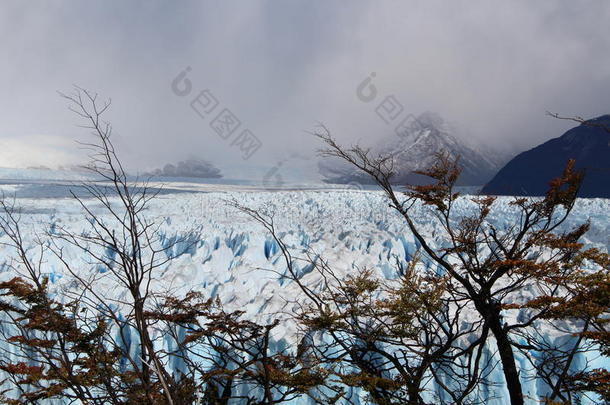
0, 188, 608, 404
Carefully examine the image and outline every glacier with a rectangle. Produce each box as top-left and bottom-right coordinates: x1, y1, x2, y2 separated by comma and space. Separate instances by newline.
0, 186, 609, 404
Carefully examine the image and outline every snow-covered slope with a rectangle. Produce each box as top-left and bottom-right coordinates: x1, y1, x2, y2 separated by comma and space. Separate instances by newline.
0, 189, 608, 404
320, 112, 507, 186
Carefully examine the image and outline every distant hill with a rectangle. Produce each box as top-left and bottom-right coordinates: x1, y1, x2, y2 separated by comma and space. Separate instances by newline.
319, 112, 506, 186
148, 158, 222, 179
481, 115, 610, 198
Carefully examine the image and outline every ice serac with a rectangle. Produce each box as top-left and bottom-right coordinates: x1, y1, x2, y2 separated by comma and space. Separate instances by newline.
319, 112, 506, 187
482, 114, 610, 197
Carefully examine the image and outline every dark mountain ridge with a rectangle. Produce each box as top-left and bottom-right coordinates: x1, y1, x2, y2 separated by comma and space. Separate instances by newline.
481, 115, 610, 198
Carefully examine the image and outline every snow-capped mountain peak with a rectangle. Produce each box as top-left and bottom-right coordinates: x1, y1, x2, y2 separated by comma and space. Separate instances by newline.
320, 112, 505, 186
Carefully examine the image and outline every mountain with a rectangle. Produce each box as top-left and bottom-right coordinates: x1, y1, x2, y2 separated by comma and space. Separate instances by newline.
319, 112, 505, 186
148, 158, 222, 179
481, 115, 610, 198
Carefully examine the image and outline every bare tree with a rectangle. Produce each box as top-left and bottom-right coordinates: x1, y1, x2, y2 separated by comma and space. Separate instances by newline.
307, 126, 608, 405
0, 90, 605, 404
0, 87, 328, 404
0, 86, 189, 404
147, 291, 332, 405
547, 112, 610, 135
541, 112, 610, 403
233, 202, 496, 405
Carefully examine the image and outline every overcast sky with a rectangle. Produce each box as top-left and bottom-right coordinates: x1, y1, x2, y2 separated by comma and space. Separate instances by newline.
1, 1, 609, 178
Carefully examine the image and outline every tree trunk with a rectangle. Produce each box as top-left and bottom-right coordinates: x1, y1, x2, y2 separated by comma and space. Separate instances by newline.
488, 311, 524, 405
407, 386, 423, 405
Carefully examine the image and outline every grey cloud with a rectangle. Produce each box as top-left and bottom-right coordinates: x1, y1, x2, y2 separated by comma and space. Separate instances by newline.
1, 0, 609, 179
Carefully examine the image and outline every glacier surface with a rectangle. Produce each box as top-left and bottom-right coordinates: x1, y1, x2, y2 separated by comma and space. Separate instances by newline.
0, 187, 609, 404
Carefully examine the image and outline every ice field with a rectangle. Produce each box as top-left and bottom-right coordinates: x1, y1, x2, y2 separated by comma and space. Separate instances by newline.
1, 181, 609, 404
